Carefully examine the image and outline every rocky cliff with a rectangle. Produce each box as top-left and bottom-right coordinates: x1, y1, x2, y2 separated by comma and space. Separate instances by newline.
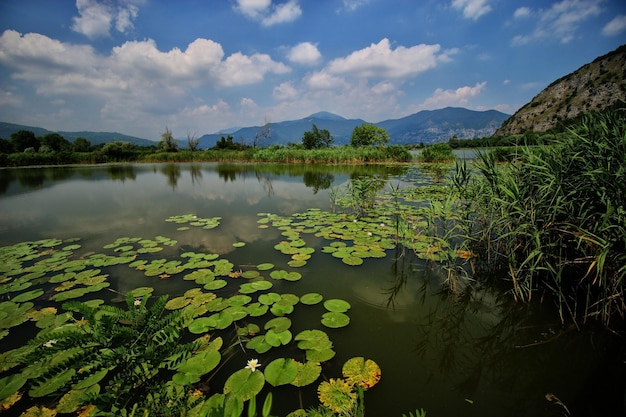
495, 44, 626, 136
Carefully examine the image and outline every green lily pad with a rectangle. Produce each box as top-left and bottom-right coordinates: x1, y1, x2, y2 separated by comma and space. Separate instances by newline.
300, 293, 323, 305
264, 317, 291, 332
258, 293, 281, 305
324, 299, 351, 313
290, 360, 322, 387
342, 256, 364, 266
11, 289, 44, 303
246, 303, 268, 317
265, 358, 298, 387
246, 336, 272, 354
128, 287, 154, 298
270, 303, 294, 316
232, 242, 246, 248
223, 368, 265, 401
177, 349, 221, 378
256, 263, 274, 271
165, 296, 192, 310
265, 329, 292, 347
241, 270, 260, 279
228, 295, 253, 306
207, 311, 234, 329
204, 279, 227, 290
305, 348, 336, 362
188, 317, 215, 334
321, 312, 351, 328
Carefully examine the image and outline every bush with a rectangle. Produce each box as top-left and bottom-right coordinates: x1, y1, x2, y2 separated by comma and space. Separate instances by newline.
420, 143, 454, 162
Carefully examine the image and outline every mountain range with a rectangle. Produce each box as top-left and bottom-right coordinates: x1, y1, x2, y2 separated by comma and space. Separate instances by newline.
1, 107, 510, 149
0, 122, 155, 147
197, 107, 510, 148
495, 43, 626, 136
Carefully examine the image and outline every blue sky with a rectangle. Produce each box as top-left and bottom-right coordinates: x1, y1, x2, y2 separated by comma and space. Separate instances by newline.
1, 0, 625, 140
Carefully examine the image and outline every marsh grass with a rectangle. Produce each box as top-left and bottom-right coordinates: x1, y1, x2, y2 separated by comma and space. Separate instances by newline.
447, 108, 626, 326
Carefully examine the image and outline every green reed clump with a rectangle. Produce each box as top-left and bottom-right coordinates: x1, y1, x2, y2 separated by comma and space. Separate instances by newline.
253, 145, 412, 163
453, 108, 626, 326
419, 143, 455, 162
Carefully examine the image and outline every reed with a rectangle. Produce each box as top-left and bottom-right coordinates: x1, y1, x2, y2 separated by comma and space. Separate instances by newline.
450, 108, 626, 326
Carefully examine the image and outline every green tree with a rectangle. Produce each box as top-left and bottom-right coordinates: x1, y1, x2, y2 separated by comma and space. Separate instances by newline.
101, 141, 136, 161
39, 133, 71, 152
158, 126, 178, 152
302, 124, 333, 149
0, 138, 13, 153
10, 130, 39, 152
73, 137, 91, 152
350, 124, 390, 147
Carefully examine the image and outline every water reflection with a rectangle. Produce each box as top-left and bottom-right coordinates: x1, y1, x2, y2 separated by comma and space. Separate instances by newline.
105, 165, 136, 182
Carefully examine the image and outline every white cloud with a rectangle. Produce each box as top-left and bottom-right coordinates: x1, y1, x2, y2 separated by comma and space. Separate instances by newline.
513, 7, 531, 19
71, 0, 141, 39
512, 0, 602, 45
0, 30, 290, 136
420, 82, 487, 109
326, 38, 446, 79
305, 71, 348, 90
451, 0, 492, 20
273, 82, 299, 101
234, 0, 302, 26
339, 0, 369, 12
602, 15, 626, 37
287, 42, 322, 65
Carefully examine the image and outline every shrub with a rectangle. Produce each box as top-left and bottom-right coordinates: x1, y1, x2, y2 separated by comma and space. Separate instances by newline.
420, 143, 455, 162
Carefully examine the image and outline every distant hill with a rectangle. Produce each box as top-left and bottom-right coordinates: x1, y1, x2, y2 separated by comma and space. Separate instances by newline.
495, 44, 626, 136
377, 107, 509, 145
2, 106, 510, 150
200, 107, 509, 148
0, 122, 156, 147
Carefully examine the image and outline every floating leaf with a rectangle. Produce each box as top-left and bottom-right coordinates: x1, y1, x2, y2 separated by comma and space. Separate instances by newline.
241, 270, 259, 279
265, 329, 292, 347
12, 289, 44, 303
324, 299, 351, 313
165, 297, 192, 310
265, 358, 298, 387
264, 317, 291, 332
321, 312, 350, 328
176, 350, 221, 379
188, 317, 215, 334
204, 280, 227, 290
256, 263, 274, 271
232, 242, 246, 248
228, 295, 252, 306
223, 368, 265, 402
342, 357, 381, 389
290, 361, 321, 387
246, 336, 272, 354
300, 293, 323, 305
342, 256, 364, 266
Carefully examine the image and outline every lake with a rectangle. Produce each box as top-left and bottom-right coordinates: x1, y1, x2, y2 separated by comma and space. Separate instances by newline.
0, 162, 623, 416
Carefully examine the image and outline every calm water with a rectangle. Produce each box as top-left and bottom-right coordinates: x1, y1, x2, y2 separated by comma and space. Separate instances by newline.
0, 163, 623, 417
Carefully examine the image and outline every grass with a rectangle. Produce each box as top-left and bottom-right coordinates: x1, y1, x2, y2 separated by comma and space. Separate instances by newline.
447, 107, 626, 326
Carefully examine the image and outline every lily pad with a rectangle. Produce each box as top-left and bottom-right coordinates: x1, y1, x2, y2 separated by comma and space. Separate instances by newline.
232, 242, 246, 248
188, 317, 215, 334
12, 289, 44, 303
290, 360, 322, 387
204, 279, 227, 290
264, 329, 292, 347
265, 358, 298, 387
264, 317, 291, 332
321, 312, 350, 328
300, 293, 323, 305
342, 256, 364, 266
342, 357, 382, 389
256, 263, 274, 271
165, 296, 192, 310
246, 336, 272, 354
324, 299, 351, 313
223, 368, 265, 402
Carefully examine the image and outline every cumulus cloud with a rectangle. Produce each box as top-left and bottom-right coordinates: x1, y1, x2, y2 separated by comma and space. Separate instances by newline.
602, 15, 626, 37
420, 82, 487, 109
451, 0, 492, 20
326, 38, 447, 79
273, 82, 299, 101
0, 29, 290, 135
287, 42, 322, 65
512, 0, 602, 45
234, 0, 302, 26
72, 0, 141, 39
339, 0, 369, 13
305, 71, 348, 90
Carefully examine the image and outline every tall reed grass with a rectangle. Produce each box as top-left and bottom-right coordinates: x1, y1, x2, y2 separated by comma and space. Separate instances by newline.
450, 108, 625, 326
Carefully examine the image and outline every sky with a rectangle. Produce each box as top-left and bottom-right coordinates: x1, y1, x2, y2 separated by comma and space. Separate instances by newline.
1, 0, 625, 140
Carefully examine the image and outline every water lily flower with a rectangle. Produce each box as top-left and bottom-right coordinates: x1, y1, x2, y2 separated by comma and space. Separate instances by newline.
245, 358, 261, 372
133, 298, 142, 306
43, 339, 57, 348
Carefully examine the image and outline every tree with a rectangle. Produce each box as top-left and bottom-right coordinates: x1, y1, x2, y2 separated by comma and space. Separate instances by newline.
186, 131, 200, 151
10, 130, 39, 152
0, 138, 13, 153
253, 117, 271, 148
302, 124, 333, 149
40, 133, 71, 152
159, 126, 178, 152
73, 137, 91, 152
350, 124, 390, 147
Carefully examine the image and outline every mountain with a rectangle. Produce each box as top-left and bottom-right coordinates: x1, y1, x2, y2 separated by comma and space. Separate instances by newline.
495, 44, 626, 136
0, 122, 156, 147
198, 112, 367, 148
200, 107, 509, 148
377, 107, 509, 145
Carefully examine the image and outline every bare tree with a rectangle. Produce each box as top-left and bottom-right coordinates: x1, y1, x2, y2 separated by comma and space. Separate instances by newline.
186, 131, 200, 151
253, 116, 271, 148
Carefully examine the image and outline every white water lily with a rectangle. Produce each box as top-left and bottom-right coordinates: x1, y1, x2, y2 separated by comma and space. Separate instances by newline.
245, 358, 261, 372
43, 339, 57, 348
133, 298, 142, 306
